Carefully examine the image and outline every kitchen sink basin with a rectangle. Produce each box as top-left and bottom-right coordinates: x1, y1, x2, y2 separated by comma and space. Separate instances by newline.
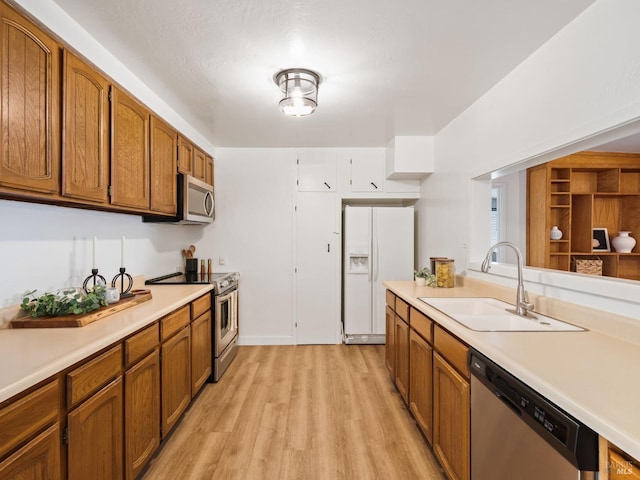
418, 297, 585, 332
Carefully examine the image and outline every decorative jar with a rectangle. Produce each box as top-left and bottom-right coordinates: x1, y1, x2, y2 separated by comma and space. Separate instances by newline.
550, 226, 563, 240
611, 231, 636, 253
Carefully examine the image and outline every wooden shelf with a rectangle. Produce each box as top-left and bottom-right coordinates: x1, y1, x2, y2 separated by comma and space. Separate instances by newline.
527, 151, 640, 280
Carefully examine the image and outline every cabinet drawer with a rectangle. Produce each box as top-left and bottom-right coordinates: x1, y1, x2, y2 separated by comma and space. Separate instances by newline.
434, 325, 468, 378
191, 293, 211, 321
161, 305, 190, 341
609, 448, 640, 480
0, 379, 59, 459
410, 307, 433, 343
385, 290, 396, 310
67, 345, 122, 408
395, 297, 409, 323
125, 323, 159, 368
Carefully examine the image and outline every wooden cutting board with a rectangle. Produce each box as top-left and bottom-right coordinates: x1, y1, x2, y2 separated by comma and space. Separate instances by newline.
10, 290, 152, 328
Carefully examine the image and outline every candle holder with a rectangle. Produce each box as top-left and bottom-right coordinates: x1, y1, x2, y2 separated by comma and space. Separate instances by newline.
111, 267, 133, 297
82, 268, 106, 293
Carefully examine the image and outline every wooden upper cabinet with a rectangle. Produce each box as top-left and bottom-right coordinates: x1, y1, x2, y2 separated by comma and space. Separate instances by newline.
62, 50, 110, 203
110, 86, 150, 210
205, 154, 214, 187
177, 136, 194, 175
0, 3, 60, 195
193, 147, 206, 181
150, 115, 177, 214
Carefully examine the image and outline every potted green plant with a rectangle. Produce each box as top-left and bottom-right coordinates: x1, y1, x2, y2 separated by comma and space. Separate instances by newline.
414, 267, 430, 287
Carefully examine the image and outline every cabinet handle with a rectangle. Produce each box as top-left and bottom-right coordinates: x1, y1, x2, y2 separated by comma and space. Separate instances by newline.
328, 244, 331, 252
324, 182, 331, 189
371, 182, 378, 189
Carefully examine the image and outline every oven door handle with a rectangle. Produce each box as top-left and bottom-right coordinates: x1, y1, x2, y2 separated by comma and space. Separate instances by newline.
232, 290, 238, 329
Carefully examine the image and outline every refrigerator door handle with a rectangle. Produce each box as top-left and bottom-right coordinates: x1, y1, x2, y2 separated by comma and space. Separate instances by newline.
368, 232, 373, 282
373, 237, 379, 281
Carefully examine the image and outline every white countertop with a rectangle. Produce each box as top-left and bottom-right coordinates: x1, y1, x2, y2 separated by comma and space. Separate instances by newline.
0, 283, 212, 405
385, 277, 640, 461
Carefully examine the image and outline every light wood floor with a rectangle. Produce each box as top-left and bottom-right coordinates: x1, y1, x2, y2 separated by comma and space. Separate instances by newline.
142, 345, 445, 480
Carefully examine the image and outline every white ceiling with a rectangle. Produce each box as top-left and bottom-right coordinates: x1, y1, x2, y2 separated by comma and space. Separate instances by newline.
52, 0, 596, 148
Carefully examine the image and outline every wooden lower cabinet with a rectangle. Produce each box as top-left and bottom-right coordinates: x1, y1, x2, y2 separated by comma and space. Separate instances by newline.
394, 315, 410, 404
433, 352, 470, 480
161, 325, 191, 438
191, 311, 212, 397
409, 330, 433, 445
67, 377, 123, 480
124, 349, 160, 480
0, 423, 61, 480
608, 444, 640, 480
385, 305, 395, 377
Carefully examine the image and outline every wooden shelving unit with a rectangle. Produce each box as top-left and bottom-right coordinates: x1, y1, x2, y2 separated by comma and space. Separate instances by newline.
527, 152, 640, 281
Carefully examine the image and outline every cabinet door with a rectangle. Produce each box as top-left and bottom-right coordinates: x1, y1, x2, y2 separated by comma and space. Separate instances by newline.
0, 3, 60, 194
149, 115, 177, 214
394, 315, 410, 404
193, 148, 206, 181
68, 377, 123, 480
191, 311, 212, 397
295, 192, 338, 344
177, 136, 193, 175
110, 86, 150, 210
161, 326, 191, 438
409, 330, 433, 445
62, 50, 109, 203
350, 153, 384, 192
205, 154, 214, 187
433, 352, 470, 480
297, 150, 336, 191
385, 305, 395, 377
0, 423, 60, 480
124, 349, 160, 480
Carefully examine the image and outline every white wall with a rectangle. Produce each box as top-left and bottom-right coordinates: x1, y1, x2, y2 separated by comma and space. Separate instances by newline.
0, 0, 211, 307
196, 149, 296, 345
420, 0, 640, 318
0, 199, 191, 307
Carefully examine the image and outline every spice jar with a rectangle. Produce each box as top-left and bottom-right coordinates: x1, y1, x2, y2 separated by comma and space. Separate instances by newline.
435, 259, 455, 288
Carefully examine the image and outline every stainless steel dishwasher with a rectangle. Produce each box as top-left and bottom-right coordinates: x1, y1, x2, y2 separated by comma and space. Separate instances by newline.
469, 349, 599, 480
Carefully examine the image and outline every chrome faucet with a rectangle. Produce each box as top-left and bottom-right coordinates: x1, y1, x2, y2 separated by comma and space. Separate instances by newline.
481, 241, 534, 316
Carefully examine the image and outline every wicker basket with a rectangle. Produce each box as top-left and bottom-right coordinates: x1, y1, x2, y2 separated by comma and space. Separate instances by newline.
572, 257, 603, 275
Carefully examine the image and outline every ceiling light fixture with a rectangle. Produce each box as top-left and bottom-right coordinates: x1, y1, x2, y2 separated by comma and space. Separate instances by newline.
274, 68, 321, 117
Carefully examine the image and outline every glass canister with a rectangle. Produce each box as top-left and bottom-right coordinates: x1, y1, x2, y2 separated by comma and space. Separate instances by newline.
435, 258, 455, 288
430, 256, 448, 274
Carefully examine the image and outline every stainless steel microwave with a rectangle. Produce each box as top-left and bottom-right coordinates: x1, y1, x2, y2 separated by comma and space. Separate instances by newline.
143, 174, 214, 225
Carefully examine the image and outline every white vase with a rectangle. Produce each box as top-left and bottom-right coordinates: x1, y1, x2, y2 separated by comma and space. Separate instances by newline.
415, 277, 426, 287
611, 231, 636, 253
550, 226, 563, 240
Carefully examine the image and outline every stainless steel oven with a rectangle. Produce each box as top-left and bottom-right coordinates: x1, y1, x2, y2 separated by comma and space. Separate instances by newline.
145, 271, 239, 381
212, 279, 238, 381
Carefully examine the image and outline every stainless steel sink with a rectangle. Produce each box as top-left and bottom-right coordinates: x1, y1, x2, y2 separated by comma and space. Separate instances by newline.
418, 297, 585, 332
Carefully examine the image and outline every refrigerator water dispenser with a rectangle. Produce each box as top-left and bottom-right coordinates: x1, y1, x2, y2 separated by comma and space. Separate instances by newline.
347, 248, 369, 274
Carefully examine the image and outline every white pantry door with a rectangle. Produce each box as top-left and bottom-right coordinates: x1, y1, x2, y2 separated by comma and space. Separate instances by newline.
295, 192, 338, 344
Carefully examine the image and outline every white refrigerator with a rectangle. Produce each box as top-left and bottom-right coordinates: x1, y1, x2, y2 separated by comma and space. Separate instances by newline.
343, 205, 414, 344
